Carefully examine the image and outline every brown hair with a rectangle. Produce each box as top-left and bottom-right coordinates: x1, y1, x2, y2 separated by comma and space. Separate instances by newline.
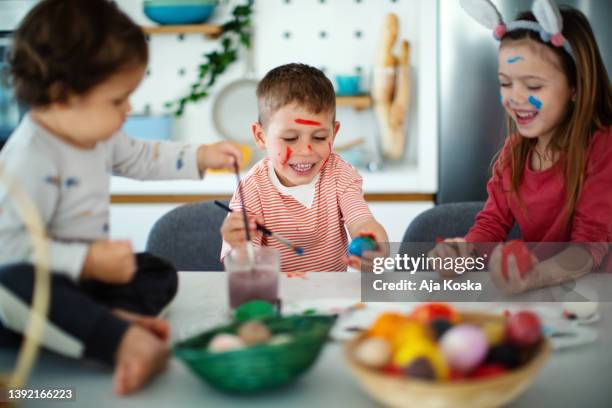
7, 0, 148, 107
495, 7, 612, 223
256, 63, 336, 127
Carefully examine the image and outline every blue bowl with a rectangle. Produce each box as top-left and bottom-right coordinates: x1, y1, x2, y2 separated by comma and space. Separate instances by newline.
123, 115, 172, 141
335, 75, 362, 96
144, 3, 216, 25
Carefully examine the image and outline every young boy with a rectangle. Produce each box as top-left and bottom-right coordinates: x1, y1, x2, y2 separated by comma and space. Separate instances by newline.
0, 0, 241, 396
220, 63, 388, 272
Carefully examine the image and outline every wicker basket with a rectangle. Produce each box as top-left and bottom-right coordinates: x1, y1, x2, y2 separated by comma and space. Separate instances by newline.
345, 312, 551, 408
173, 315, 335, 393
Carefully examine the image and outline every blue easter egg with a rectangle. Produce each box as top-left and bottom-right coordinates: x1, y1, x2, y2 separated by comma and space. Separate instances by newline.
348, 236, 377, 257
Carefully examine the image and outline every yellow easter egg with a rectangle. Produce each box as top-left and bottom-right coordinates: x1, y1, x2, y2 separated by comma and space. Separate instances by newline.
393, 339, 449, 381
392, 320, 431, 350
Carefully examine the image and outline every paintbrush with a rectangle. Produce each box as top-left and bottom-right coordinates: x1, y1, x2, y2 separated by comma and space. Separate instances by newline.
214, 200, 304, 256
232, 162, 256, 268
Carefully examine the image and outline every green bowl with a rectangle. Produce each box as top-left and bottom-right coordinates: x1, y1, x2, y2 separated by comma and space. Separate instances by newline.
173, 315, 336, 393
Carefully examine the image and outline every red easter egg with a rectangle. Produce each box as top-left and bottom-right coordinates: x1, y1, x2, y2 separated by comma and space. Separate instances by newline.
501, 240, 535, 280
410, 303, 460, 324
506, 311, 542, 347
381, 363, 403, 377
471, 364, 508, 379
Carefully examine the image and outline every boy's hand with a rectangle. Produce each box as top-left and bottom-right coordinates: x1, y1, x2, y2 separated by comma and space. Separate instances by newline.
82, 240, 136, 284
428, 237, 473, 277
197, 142, 243, 173
220, 211, 263, 248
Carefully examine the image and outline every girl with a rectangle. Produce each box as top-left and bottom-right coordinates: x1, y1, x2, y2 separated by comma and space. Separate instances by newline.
0, 0, 241, 396
432, 0, 612, 294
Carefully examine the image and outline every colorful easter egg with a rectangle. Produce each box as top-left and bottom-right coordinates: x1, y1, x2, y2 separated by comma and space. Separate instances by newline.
348, 236, 378, 257
392, 319, 430, 349
393, 338, 449, 380
368, 312, 411, 342
440, 324, 488, 373
501, 240, 535, 279
208, 333, 244, 353
486, 343, 522, 369
354, 337, 392, 368
410, 303, 460, 324
506, 311, 541, 347
238, 321, 272, 345
430, 319, 453, 340
471, 364, 508, 379
404, 357, 436, 380
481, 321, 506, 346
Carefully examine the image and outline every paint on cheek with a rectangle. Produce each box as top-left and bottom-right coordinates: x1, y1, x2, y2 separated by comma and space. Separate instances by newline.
295, 118, 321, 126
507, 56, 524, 64
528, 95, 543, 110
280, 146, 292, 166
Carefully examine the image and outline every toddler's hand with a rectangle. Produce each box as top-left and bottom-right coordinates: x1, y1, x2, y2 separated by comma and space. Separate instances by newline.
427, 237, 473, 277
345, 241, 389, 273
220, 211, 263, 248
197, 141, 243, 172
82, 240, 136, 284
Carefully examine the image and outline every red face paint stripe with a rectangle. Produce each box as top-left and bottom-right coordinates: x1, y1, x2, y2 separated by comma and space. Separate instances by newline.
281, 146, 293, 166
295, 119, 321, 126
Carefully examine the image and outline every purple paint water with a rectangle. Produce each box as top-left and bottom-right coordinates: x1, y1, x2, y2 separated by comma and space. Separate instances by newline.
228, 268, 278, 309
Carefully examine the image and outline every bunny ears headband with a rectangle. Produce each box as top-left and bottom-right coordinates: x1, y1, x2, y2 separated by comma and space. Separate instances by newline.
460, 0, 574, 60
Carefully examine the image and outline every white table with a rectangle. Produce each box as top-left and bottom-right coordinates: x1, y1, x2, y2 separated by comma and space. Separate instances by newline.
3, 272, 612, 408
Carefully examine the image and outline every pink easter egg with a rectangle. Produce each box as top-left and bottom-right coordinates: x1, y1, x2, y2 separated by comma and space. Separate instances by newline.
440, 324, 488, 373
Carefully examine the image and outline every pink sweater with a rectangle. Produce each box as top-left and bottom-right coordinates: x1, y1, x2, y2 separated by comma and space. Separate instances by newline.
466, 126, 612, 271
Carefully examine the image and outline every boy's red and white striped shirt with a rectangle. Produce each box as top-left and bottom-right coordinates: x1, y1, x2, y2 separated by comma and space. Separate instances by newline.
220, 153, 373, 272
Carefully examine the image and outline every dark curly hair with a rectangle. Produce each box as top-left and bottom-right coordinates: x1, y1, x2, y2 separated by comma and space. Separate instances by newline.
256, 63, 336, 127
7, 0, 148, 107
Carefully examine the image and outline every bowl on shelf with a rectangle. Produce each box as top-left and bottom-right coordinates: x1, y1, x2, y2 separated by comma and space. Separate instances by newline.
143, 0, 218, 25
335, 74, 363, 96
173, 315, 336, 393
344, 312, 551, 408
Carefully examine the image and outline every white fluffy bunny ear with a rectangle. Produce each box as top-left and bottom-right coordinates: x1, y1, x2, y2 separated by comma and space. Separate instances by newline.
533, 0, 563, 34
460, 0, 504, 30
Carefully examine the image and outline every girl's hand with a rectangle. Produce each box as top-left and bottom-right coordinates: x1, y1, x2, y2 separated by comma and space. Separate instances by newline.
489, 243, 538, 295
427, 237, 473, 277
197, 141, 243, 173
220, 211, 263, 248
82, 240, 136, 284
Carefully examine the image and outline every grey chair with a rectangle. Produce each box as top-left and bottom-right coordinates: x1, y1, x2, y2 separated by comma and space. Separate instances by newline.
146, 201, 228, 271
399, 201, 520, 258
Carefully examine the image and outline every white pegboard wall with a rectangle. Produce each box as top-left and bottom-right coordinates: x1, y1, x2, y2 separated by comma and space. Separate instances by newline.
115, 0, 438, 190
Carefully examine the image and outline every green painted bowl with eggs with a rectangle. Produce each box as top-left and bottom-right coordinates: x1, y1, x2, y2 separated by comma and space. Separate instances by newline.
173, 315, 336, 393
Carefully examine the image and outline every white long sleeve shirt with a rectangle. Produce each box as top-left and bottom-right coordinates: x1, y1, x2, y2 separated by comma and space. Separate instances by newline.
0, 114, 202, 280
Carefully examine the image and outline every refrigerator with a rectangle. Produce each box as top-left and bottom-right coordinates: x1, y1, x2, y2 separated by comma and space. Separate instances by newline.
438, 0, 612, 203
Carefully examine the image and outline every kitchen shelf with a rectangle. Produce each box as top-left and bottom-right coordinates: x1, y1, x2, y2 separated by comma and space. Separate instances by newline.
336, 95, 372, 111
141, 24, 222, 37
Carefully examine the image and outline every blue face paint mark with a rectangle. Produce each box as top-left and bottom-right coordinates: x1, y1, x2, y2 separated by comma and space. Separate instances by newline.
507, 56, 525, 64
528, 95, 543, 110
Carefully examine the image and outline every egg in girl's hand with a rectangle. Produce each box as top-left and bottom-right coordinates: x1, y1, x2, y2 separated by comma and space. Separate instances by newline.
506, 311, 541, 347
208, 333, 245, 353
439, 325, 488, 373
354, 337, 392, 368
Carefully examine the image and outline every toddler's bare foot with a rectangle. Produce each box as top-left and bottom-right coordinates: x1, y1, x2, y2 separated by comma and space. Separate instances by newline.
113, 325, 169, 396
112, 309, 170, 341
